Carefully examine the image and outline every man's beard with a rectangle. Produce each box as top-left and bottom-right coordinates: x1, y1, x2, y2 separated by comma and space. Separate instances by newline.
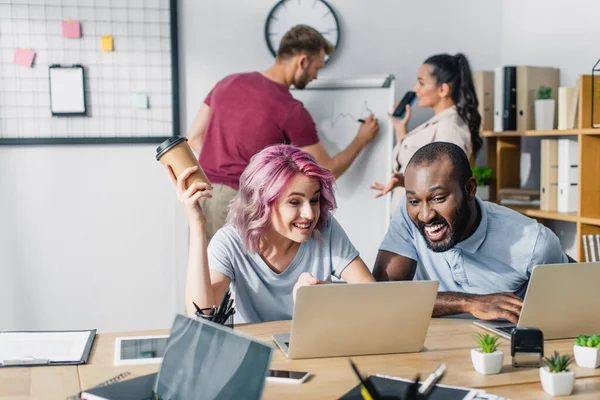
416, 198, 471, 253
293, 69, 311, 90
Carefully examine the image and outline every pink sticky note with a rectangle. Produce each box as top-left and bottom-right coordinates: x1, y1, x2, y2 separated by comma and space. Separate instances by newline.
62, 20, 81, 38
14, 48, 35, 67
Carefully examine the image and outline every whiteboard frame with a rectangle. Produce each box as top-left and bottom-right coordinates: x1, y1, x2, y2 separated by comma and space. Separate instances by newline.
0, 0, 179, 146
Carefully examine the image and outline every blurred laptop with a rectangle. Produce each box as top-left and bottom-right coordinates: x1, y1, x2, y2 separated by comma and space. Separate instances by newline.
475, 263, 600, 340
273, 281, 439, 359
81, 314, 273, 400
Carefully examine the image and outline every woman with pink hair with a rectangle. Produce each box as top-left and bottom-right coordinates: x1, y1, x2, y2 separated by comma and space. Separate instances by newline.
167, 144, 375, 323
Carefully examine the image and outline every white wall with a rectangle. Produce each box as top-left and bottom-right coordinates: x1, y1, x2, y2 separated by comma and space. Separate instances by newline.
0, 146, 182, 333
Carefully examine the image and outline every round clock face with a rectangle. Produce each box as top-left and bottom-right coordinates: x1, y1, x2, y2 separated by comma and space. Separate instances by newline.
264, 0, 340, 62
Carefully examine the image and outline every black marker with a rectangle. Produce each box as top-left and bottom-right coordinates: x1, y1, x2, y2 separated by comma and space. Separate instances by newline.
357, 119, 365, 123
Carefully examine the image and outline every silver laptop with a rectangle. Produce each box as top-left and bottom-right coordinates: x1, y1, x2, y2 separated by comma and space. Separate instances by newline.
272, 281, 439, 359
475, 263, 600, 340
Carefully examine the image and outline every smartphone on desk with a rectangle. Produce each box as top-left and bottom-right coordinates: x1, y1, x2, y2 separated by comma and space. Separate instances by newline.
266, 369, 310, 384
392, 91, 417, 119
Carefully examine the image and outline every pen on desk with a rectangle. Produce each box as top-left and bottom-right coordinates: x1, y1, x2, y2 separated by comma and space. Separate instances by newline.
224, 298, 234, 314
192, 301, 203, 315
418, 363, 446, 395
349, 360, 378, 400
216, 289, 230, 316
0, 358, 50, 366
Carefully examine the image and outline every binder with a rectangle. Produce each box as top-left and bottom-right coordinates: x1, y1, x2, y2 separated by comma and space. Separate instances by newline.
589, 235, 598, 263
472, 71, 495, 131
557, 138, 578, 213
0, 329, 95, 367
558, 87, 577, 130
583, 235, 590, 262
516, 66, 560, 131
493, 66, 504, 132
503, 66, 517, 131
540, 139, 559, 211
567, 80, 580, 130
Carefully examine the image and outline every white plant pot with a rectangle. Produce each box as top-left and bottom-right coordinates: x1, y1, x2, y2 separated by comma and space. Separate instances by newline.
535, 99, 556, 131
471, 349, 504, 375
574, 345, 600, 369
540, 366, 575, 396
477, 185, 490, 201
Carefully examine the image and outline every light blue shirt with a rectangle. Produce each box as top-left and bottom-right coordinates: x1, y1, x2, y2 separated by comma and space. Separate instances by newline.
208, 214, 359, 324
380, 197, 568, 296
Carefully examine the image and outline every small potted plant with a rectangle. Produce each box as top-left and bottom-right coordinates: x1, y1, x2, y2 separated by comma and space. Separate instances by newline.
535, 85, 556, 130
540, 351, 575, 396
471, 333, 504, 374
472, 166, 493, 201
573, 334, 600, 369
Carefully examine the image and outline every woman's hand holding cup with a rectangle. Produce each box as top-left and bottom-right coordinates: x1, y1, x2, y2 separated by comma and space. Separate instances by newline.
166, 165, 213, 226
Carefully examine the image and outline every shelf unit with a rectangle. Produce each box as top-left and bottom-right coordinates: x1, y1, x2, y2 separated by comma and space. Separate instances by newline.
483, 129, 600, 261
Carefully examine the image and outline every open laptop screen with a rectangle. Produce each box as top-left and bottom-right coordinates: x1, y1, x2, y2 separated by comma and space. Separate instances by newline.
155, 314, 273, 400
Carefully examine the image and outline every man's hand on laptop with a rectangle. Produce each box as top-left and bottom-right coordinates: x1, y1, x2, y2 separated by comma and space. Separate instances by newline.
468, 293, 523, 324
292, 272, 328, 302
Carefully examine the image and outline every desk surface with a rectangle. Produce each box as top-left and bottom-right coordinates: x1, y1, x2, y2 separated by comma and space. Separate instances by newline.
3, 319, 600, 399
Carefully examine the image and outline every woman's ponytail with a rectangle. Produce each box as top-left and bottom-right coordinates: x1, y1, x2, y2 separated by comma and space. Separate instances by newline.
424, 53, 482, 158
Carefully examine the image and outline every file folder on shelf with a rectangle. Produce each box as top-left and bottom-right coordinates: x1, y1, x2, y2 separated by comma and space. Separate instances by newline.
557, 138, 578, 213
540, 139, 559, 211
516, 66, 559, 131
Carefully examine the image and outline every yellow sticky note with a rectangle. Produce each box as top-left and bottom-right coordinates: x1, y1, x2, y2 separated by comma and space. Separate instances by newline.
101, 36, 113, 51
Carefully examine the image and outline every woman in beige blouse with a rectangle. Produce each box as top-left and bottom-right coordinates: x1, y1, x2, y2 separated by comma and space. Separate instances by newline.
371, 53, 482, 211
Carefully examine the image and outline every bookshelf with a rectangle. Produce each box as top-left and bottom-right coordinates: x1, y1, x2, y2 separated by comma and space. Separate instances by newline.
483, 128, 600, 261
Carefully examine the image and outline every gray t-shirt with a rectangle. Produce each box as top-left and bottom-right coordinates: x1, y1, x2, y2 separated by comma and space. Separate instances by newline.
208, 214, 359, 323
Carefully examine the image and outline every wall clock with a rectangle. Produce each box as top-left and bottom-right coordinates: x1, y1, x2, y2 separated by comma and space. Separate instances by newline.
264, 0, 340, 63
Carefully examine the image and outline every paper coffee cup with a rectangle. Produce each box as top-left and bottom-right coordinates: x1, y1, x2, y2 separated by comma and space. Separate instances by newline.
156, 136, 211, 188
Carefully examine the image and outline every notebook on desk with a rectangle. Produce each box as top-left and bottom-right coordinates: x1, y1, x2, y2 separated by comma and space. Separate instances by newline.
339, 375, 486, 400
0, 329, 96, 367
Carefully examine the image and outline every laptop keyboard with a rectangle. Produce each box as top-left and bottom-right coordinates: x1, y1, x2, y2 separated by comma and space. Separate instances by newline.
497, 325, 516, 334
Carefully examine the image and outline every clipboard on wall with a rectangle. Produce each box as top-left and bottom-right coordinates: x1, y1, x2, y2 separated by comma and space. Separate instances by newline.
0, 329, 96, 367
49, 64, 87, 116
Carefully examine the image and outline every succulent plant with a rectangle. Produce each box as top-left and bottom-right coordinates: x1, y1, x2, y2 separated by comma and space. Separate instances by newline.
575, 334, 600, 348
537, 85, 553, 100
543, 351, 574, 373
474, 333, 502, 354
472, 166, 493, 187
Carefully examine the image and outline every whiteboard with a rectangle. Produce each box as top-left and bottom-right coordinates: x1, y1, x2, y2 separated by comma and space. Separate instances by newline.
292, 75, 395, 269
0, 0, 175, 143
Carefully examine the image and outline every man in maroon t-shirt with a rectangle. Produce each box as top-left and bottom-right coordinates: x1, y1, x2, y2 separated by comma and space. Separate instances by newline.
187, 25, 380, 241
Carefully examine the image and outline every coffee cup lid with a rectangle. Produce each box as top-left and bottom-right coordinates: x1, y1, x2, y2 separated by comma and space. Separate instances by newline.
156, 136, 187, 160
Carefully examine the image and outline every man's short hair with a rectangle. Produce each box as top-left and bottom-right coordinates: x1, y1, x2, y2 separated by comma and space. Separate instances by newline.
277, 25, 335, 60
405, 142, 473, 187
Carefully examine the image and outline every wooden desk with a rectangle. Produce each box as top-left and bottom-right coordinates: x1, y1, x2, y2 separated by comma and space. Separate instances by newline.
4, 319, 600, 399
0, 366, 79, 400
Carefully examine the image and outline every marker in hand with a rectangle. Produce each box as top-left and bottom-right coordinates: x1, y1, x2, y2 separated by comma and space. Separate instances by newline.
357, 119, 365, 123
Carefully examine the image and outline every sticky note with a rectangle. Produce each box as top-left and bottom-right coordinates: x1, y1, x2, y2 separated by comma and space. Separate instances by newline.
131, 93, 149, 109
101, 36, 113, 51
62, 20, 81, 38
14, 48, 35, 67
